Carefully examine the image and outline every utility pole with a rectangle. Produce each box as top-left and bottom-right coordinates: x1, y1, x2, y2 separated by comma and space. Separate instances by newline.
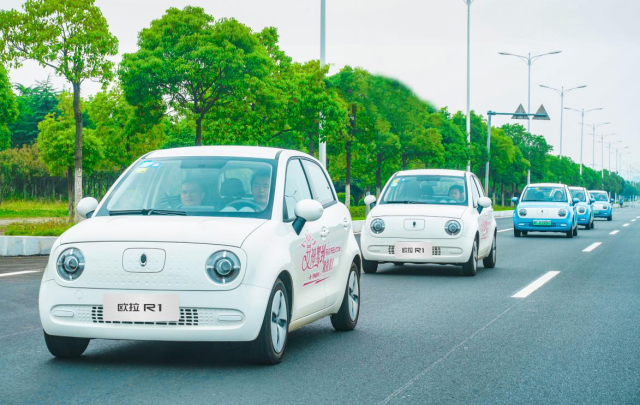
464, 0, 474, 172
318, 0, 326, 167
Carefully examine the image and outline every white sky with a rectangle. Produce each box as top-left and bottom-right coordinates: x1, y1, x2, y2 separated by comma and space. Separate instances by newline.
4, 0, 639, 180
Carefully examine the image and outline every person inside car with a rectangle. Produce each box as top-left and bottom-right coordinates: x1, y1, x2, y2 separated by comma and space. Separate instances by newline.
180, 179, 205, 206
448, 185, 464, 203
251, 170, 271, 210
553, 190, 565, 202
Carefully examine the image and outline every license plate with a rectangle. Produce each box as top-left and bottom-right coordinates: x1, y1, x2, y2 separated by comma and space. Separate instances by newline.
394, 241, 432, 259
103, 294, 179, 322
533, 220, 552, 226
594, 211, 601, 214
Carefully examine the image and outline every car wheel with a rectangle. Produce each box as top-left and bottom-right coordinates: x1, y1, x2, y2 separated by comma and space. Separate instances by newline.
392, 262, 404, 266
331, 262, 360, 331
482, 233, 497, 269
252, 279, 289, 365
43, 331, 90, 358
573, 223, 578, 236
566, 228, 573, 238
591, 219, 595, 229
362, 258, 378, 274
462, 238, 478, 277
514, 229, 522, 238
522, 231, 528, 236
607, 214, 613, 221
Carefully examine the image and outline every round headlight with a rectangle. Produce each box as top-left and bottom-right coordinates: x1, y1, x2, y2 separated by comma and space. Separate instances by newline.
603, 204, 609, 210
371, 218, 385, 234
558, 209, 567, 217
445, 220, 461, 236
518, 208, 527, 217
56, 248, 85, 281
578, 207, 586, 214
206, 251, 241, 284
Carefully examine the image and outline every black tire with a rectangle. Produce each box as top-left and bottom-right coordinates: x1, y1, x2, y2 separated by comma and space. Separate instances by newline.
566, 229, 573, 238
251, 279, 289, 365
482, 233, 497, 269
573, 223, 578, 236
462, 238, 478, 277
514, 229, 522, 238
331, 262, 360, 331
392, 262, 404, 266
43, 331, 89, 358
362, 258, 378, 274
591, 218, 595, 229
607, 214, 613, 221
522, 231, 528, 236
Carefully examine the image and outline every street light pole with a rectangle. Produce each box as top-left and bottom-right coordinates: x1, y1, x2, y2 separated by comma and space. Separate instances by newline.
464, 0, 474, 172
540, 84, 586, 158
318, 0, 326, 167
565, 107, 602, 175
615, 146, 628, 173
584, 122, 610, 170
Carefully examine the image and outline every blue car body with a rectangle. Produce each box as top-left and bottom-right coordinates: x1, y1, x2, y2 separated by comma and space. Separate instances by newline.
589, 190, 613, 220
569, 187, 595, 229
512, 183, 578, 236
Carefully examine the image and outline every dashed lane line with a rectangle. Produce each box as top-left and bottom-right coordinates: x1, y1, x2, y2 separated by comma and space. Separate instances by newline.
610, 230, 620, 235
512, 271, 561, 299
623, 223, 630, 227
0, 270, 40, 278
497, 228, 513, 233
583, 242, 602, 252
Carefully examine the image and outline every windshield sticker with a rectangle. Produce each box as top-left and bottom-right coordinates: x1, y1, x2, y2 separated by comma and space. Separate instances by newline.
391, 179, 399, 187
138, 160, 154, 168
301, 233, 341, 286
150, 162, 161, 168
135, 168, 148, 174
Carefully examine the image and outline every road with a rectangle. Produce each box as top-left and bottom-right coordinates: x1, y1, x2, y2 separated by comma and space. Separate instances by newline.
1, 208, 639, 404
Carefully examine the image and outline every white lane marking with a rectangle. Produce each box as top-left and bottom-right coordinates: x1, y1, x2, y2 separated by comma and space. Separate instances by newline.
623, 223, 630, 227
610, 230, 620, 235
583, 242, 602, 252
512, 271, 561, 299
0, 270, 40, 278
632, 219, 636, 222
497, 228, 513, 233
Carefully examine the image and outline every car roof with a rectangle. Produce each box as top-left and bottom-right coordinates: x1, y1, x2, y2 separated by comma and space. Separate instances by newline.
589, 190, 608, 193
395, 169, 468, 177
145, 146, 285, 160
526, 183, 567, 188
568, 186, 587, 190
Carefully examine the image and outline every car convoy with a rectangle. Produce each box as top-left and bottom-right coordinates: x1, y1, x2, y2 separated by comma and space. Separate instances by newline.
38, 146, 622, 364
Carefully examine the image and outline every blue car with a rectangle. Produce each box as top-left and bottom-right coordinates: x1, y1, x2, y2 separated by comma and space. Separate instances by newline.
569, 187, 595, 229
589, 190, 614, 221
512, 183, 579, 238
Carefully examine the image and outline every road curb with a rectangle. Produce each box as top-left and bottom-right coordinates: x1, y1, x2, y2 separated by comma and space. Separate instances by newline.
0, 236, 57, 256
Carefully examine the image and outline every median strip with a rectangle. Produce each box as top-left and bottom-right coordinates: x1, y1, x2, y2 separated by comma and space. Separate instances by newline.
610, 230, 620, 235
583, 242, 602, 252
512, 271, 560, 299
0, 270, 40, 278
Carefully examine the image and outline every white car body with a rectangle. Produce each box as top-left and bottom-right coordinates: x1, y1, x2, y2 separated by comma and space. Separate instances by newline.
360, 169, 497, 275
39, 146, 361, 363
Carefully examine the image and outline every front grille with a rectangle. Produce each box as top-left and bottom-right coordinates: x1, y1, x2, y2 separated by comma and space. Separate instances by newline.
91, 306, 199, 326
388, 246, 395, 255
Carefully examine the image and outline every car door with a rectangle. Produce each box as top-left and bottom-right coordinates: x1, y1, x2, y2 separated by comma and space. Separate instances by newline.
471, 175, 492, 255
283, 158, 326, 320
300, 159, 349, 308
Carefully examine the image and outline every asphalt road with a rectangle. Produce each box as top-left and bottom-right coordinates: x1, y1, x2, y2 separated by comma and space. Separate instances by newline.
1, 208, 639, 404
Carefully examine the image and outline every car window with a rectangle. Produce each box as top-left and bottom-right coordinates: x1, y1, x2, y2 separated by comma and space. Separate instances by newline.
283, 159, 312, 221
591, 192, 609, 201
469, 177, 480, 207
380, 175, 468, 206
472, 176, 485, 198
522, 186, 567, 202
301, 160, 335, 206
570, 189, 587, 202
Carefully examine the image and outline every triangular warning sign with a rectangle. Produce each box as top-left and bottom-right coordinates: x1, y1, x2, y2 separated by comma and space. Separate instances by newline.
532, 104, 550, 120
511, 104, 528, 120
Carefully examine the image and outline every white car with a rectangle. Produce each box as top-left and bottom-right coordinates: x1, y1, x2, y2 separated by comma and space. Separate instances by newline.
360, 169, 497, 276
39, 146, 361, 364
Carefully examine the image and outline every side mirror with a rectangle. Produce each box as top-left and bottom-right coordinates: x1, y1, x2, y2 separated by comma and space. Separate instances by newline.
511, 196, 519, 204
364, 195, 377, 207
77, 197, 98, 219
572, 198, 580, 205
590, 198, 595, 204
478, 197, 492, 208
292, 199, 324, 235
610, 198, 615, 203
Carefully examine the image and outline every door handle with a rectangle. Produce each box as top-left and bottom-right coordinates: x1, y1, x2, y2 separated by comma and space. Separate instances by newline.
343, 217, 349, 229
320, 227, 329, 239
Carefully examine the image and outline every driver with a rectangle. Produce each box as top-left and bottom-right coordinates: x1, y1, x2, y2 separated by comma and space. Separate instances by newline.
180, 179, 205, 206
553, 190, 564, 202
251, 170, 271, 210
448, 185, 464, 202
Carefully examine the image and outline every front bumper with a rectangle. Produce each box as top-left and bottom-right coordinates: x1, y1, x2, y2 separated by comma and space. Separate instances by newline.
513, 217, 573, 232
39, 280, 271, 342
593, 208, 612, 218
577, 211, 591, 224
360, 234, 472, 264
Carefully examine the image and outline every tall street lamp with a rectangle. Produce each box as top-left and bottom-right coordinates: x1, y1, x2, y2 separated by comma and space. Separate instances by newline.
564, 107, 602, 175
594, 133, 616, 179
539, 84, 587, 158
615, 146, 628, 173
498, 51, 560, 184
584, 122, 611, 169
318, 0, 327, 167
463, 0, 475, 172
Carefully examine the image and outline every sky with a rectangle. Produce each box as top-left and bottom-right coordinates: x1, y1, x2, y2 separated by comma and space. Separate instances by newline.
4, 0, 640, 180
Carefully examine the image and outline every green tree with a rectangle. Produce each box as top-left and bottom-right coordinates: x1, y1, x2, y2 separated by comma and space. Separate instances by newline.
120, 7, 272, 146
0, 64, 18, 151
37, 92, 103, 218
9, 77, 58, 147
0, 0, 119, 220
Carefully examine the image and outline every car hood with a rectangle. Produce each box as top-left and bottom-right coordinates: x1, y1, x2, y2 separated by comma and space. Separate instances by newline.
59, 216, 267, 247
371, 204, 468, 219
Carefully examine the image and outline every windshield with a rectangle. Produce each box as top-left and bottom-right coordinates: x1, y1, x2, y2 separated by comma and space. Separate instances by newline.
96, 157, 276, 218
590, 192, 609, 202
570, 189, 587, 202
522, 186, 567, 203
380, 175, 468, 206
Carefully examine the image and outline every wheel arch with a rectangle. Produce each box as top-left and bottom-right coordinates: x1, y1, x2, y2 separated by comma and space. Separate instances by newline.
276, 270, 294, 319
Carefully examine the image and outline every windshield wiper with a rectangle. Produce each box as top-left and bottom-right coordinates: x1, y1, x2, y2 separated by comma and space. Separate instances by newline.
384, 200, 426, 204
148, 209, 186, 216
109, 209, 186, 216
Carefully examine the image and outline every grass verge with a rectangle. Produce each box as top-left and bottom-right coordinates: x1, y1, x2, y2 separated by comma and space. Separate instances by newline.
4, 220, 73, 237
0, 200, 67, 219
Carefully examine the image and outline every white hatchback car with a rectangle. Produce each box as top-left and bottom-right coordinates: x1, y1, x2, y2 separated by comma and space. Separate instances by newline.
39, 146, 361, 364
360, 169, 497, 276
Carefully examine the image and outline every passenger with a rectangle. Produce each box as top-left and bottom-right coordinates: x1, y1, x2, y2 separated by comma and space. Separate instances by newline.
180, 179, 205, 206
553, 190, 564, 202
448, 185, 465, 202
251, 170, 271, 210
